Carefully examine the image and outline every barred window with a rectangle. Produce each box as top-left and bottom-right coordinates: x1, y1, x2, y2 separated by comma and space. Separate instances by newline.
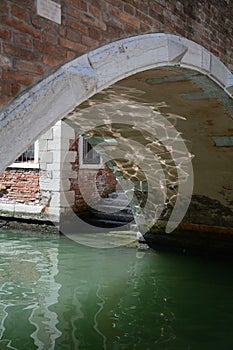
79, 136, 103, 169
9, 142, 39, 169
15, 144, 35, 163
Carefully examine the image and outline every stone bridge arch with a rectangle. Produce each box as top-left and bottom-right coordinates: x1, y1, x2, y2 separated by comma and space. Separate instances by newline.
0, 33, 233, 173
1, 33, 233, 238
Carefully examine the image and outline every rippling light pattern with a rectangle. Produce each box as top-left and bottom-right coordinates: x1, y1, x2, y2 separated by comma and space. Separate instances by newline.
55, 87, 193, 248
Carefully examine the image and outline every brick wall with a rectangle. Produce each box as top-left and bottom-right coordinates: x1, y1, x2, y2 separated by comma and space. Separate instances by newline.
70, 133, 117, 211
0, 127, 116, 212
0, 0, 232, 109
0, 168, 41, 204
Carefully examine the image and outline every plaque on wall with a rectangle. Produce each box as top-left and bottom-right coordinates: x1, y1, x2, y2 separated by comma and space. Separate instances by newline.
37, 0, 61, 24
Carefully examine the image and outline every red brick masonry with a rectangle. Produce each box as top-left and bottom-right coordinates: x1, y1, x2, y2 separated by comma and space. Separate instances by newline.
0, 168, 41, 204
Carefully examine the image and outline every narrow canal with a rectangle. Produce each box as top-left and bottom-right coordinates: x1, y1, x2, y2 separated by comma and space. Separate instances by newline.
0, 228, 233, 350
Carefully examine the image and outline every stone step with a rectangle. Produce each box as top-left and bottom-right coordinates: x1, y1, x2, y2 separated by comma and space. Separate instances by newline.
95, 205, 133, 215
107, 191, 132, 201
101, 198, 131, 207
90, 219, 132, 228
93, 210, 134, 222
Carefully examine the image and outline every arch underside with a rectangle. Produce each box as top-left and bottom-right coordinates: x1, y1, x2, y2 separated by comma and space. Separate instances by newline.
66, 65, 233, 233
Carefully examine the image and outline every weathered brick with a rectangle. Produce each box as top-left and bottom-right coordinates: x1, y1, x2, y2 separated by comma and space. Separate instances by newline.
124, 23, 139, 34
3, 70, 35, 85
66, 28, 81, 42
43, 31, 59, 44
42, 55, 65, 67
107, 3, 121, 18
66, 50, 77, 60
15, 59, 44, 75
2, 16, 41, 39
34, 17, 57, 33
59, 26, 66, 37
106, 0, 123, 11
149, 8, 164, 23
67, 18, 88, 34
82, 35, 99, 48
82, 13, 107, 31
155, 0, 166, 6
104, 16, 124, 30
119, 12, 140, 28
1, 82, 11, 96
140, 22, 151, 32
123, 3, 135, 16
106, 25, 122, 36
11, 0, 35, 11
11, 83, 21, 95
0, 26, 11, 40
135, 9, 154, 26
65, 0, 87, 11
60, 37, 87, 53
0, 169, 41, 204
136, 2, 149, 14
34, 40, 67, 58
0, 96, 11, 109
88, 5, 101, 19
0, 2, 9, 14
67, 6, 82, 20
88, 27, 104, 41
13, 32, 33, 49
11, 4, 30, 22
3, 43, 40, 61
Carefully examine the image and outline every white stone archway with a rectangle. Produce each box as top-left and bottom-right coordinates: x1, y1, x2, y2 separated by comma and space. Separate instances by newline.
0, 33, 233, 173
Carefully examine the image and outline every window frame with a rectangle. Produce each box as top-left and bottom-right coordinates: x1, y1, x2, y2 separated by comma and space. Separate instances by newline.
8, 141, 40, 169
79, 136, 103, 169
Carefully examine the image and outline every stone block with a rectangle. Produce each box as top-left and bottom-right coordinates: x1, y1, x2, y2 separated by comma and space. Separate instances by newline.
40, 178, 71, 192
179, 38, 203, 70
40, 128, 53, 140
210, 55, 233, 88
53, 169, 77, 179
46, 162, 63, 171
0, 203, 15, 215
52, 150, 76, 163
47, 138, 62, 150
14, 204, 44, 214
38, 139, 48, 151
50, 190, 75, 207
67, 54, 97, 101
39, 151, 53, 164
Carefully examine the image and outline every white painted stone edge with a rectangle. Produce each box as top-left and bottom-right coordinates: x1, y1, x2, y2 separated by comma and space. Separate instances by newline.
0, 33, 232, 173
0, 203, 44, 214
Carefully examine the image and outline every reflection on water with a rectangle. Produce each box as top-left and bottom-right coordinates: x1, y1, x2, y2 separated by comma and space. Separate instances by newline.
0, 230, 61, 350
1, 229, 233, 349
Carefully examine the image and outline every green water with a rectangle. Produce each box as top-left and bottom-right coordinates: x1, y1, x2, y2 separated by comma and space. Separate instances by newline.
0, 229, 233, 350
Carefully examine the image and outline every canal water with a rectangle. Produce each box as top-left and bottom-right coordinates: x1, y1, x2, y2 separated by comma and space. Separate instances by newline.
0, 228, 233, 350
